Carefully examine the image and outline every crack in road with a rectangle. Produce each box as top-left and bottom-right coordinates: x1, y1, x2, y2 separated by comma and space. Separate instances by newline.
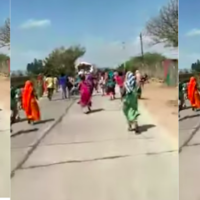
179, 122, 200, 153
20, 149, 177, 170
38, 137, 154, 147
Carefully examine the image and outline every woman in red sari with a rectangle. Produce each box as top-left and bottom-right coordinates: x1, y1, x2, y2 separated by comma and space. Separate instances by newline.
188, 77, 200, 111
23, 80, 41, 124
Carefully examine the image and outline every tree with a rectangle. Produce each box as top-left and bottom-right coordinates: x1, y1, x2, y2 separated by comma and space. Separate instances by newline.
0, 53, 9, 62
44, 45, 85, 76
145, 0, 178, 47
26, 59, 44, 75
116, 52, 166, 71
191, 59, 200, 72
0, 18, 10, 48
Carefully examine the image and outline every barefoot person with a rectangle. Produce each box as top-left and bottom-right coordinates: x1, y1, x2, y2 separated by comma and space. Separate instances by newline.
188, 77, 200, 111
22, 80, 41, 124
122, 71, 140, 132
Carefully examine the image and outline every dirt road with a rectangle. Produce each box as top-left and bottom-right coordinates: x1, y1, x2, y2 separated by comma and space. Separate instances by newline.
141, 82, 178, 140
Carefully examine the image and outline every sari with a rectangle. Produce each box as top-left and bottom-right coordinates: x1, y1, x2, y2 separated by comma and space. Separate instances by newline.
188, 77, 200, 109
123, 71, 140, 123
79, 80, 92, 108
23, 81, 41, 122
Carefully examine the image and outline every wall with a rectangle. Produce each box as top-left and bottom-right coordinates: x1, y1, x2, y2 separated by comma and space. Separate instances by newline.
140, 59, 178, 86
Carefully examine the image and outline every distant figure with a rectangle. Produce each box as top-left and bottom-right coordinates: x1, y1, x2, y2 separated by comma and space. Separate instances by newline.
53, 77, 58, 92
11, 87, 18, 127
45, 75, 54, 100
59, 74, 67, 99
115, 71, 124, 98
105, 71, 116, 100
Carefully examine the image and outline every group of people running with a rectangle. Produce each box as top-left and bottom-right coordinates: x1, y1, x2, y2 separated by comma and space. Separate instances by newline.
179, 76, 200, 113
11, 69, 146, 133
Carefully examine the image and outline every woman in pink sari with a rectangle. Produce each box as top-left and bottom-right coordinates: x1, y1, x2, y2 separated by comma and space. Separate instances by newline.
79, 75, 92, 113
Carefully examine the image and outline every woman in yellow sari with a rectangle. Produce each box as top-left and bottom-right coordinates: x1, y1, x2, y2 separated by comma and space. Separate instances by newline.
22, 80, 41, 124
188, 77, 200, 111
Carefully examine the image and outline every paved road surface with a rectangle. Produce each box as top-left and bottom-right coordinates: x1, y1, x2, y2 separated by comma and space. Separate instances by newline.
11, 92, 75, 173
12, 93, 178, 200
179, 101, 200, 200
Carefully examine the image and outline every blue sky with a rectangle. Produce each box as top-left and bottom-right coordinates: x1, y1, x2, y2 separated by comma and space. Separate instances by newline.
179, 0, 200, 69
0, 0, 10, 54
11, 0, 177, 70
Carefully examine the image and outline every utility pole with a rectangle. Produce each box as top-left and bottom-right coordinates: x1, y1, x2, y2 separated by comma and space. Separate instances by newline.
140, 32, 144, 60
122, 42, 126, 70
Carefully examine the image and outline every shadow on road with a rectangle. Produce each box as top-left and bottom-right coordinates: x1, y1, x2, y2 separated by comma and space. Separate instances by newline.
179, 113, 200, 121
34, 118, 55, 125
139, 124, 156, 133
140, 97, 149, 100
11, 128, 39, 137
181, 106, 192, 111
87, 108, 104, 114
14, 118, 28, 124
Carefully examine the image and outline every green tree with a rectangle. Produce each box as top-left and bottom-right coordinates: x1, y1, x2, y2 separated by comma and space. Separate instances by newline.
0, 53, 9, 62
191, 59, 200, 72
145, 0, 178, 47
26, 59, 44, 75
117, 52, 166, 72
0, 18, 10, 48
44, 45, 85, 76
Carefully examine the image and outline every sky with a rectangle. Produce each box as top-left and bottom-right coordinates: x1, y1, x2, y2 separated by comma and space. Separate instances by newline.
11, 0, 177, 70
179, 0, 200, 69
0, 0, 10, 55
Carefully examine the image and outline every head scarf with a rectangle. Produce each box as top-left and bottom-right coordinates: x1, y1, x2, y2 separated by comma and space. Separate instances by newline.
124, 71, 135, 93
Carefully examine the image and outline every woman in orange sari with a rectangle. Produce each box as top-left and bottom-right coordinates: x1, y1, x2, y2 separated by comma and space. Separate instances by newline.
23, 80, 41, 124
188, 77, 200, 111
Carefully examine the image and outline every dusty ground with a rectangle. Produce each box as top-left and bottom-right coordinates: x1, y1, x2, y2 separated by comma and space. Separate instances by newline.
0, 77, 10, 111
141, 82, 178, 140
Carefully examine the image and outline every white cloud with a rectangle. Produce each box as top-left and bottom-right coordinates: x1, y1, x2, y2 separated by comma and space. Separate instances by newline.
186, 29, 200, 37
19, 19, 51, 29
0, 47, 9, 55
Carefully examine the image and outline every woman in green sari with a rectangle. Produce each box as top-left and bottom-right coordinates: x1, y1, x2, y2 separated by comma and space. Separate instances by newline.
122, 71, 140, 132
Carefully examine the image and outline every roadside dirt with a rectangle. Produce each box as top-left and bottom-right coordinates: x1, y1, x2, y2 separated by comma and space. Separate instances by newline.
141, 82, 178, 140
0, 77, 10, 112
